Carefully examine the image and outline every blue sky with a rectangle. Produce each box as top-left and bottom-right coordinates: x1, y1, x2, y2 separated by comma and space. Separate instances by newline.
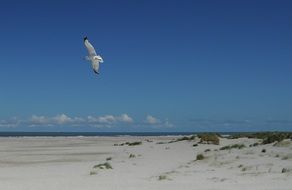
0, 0, 291, 132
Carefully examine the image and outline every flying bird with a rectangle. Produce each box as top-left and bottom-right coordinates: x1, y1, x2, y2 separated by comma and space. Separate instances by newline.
83, 37, 104, 74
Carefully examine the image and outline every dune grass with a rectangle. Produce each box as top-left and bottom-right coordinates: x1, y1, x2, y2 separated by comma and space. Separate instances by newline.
196, 154, 205, 160
282, 168, 291, 173
229, 132, 292, 144
114, 141, 142, 146
198, 133, 220, 145
90, 171, 98, 175
158, 175, 168, 180
93, 162, 113, 169
220, 144, 245, 150
127, 141, 142, 146
168, 135, 196, 143
129, 154, 136, 158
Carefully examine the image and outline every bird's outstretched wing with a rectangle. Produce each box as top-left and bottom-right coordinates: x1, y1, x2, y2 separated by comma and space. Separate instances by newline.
84, 37, 97, 57
91, 59, 100, 74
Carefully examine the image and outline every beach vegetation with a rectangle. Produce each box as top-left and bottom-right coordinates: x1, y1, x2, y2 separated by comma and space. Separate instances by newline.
220, 144, 245, 150
114, 141, 142, 146
249, 142, 259, 147
198, 133, 220, 145
282, 155, 289, 160
90, 171, 98, 175
282, 168, 291, 173
93, 162, 113, 169
274, 140, 292, 147
158, 175, 168, 180
168, 135, 196, 143
129, 154, 136, 158
127, 141, 142, 146
114, 143, 125, 146
196, 154, 205, 160
229, 132, 292, 144
156, 142, 167, 144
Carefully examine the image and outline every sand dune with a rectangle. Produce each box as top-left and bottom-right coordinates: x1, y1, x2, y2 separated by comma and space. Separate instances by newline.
0, 136, 291, 190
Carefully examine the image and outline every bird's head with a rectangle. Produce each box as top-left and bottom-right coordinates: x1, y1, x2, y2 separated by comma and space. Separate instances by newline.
93, 56, 103, 63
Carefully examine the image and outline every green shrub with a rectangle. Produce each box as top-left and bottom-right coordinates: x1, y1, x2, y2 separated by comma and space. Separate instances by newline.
177, 136, 190, 141
274, 140, 292, 147
262, 134, 287, 144
127, 141, 142, 146
231, 144, 245, 149
250, 142, 259, 147
93, 162, 112, 169
220, 146, 230, 150
156, 142, 167, 144
282, 155, 289, 160
220, 144, 245, 150
230, 132, 292, 142
158, 175, 167, 180
169, 135, 196, 143
261, 149, 266, 153
282, 168, 291, 173
114, 143, 125, 146
198, 133, 220, 145
196, 154, 205, 160
129, 154, 136, 158
90, 171, 97, 175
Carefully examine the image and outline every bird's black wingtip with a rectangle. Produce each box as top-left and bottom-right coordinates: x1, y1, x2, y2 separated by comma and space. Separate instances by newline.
83, 36, 88, 41
93, 69, 99, 75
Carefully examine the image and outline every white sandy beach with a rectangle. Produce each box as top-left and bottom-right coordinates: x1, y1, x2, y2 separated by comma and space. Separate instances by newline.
0, 136, 291, 190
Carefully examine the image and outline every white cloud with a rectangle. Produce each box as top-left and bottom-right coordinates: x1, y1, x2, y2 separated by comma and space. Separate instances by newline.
118, 114, 134, 123
73, 117, 85, 123
97, 115, 116, 124
87, 114, 133, 124
0, 113, 174, 129
144, 115, 174, 128
0, 118, 20, 128
145, 115, 160, 124
163, 119, 174, 128
53, 114, 73, 124
31, 115, 48, 124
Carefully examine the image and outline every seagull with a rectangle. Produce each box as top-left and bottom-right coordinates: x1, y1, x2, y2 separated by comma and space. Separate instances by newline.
83, 37, 104, 74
